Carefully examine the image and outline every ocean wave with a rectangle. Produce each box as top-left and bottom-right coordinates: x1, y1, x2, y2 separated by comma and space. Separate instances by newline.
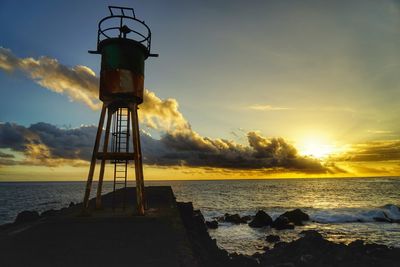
38, 201, 60, 206
310, 204, 400, 223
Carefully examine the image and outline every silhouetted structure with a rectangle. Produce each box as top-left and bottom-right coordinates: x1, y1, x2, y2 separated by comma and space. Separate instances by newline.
83, 6, 157, 215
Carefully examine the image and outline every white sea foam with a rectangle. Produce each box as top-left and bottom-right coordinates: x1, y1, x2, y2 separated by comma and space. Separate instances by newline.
310, 204, 400, 223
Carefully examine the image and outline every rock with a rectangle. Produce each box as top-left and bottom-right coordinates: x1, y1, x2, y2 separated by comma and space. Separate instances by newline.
373, 212, 392, 223
177, 201, 400, 267
248, 210, 273, 228
266, 234, 280, 243
68, 202, 75, 207
348, 239, 364, 248
279, 209, 309, 226
214, 215, 225, 222
206, 220, 218, 229
242, 215, 252, 221
373, 216, 392, 223
272, 216, 295, 230
41, 209, 58, 217
300, 230, 323, 239
15, 210, 40, 224
274, 241, 289, 249
259, 227, 400, 267
224, 213, 247, 224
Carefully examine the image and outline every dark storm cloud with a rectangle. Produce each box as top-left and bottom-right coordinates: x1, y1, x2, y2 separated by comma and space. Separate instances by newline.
28, 123, 96, 160
144, 129, 329, 173
0, 122, 329, 173
0, 151, 15, 158
0, 158, 19, 166
0, 122, 95, 166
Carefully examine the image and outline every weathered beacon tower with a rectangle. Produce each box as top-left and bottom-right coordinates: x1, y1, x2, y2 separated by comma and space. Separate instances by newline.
83, 6, 157, 215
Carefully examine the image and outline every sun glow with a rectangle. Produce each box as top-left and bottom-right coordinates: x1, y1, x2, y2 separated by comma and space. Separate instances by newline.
297, 136, 335, 159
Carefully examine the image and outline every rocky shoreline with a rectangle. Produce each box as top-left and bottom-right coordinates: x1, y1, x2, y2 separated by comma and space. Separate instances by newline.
4, 201, 400, 267
178, 202, 400, 267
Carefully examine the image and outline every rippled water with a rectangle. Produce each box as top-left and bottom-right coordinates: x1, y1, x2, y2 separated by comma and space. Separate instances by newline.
1, 177, 399, 255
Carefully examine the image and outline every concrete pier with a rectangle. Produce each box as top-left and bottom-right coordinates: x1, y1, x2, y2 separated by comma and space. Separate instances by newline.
0, 187, 197, 267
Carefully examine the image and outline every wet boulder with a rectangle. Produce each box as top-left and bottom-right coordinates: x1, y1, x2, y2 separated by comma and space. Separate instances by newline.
242, 215, 252, 221
300, 230, 323, 239
15, 210, 40, 224
272, 216, 295, 230
373, 211, 392, 223
224, 213, 247, 224
206, 220, 219, 229
248, 210, 273, 228
373, 216, 392, 223
348, 239, 364, 248
266, 234, 280, 243
279, 209, 309, 226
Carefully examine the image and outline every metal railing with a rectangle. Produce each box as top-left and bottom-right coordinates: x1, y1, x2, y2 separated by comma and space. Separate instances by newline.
94, 6, 153, 55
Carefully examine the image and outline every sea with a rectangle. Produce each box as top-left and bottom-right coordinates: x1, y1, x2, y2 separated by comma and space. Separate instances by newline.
1, 177, 399, 255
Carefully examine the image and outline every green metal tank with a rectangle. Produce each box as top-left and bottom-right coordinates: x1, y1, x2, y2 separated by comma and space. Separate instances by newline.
90, 6, 157, 104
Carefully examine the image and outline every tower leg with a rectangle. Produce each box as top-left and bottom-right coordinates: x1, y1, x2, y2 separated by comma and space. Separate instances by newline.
83, 104, 107, 211
129, 103, 145, 215
95, 107, 113, 209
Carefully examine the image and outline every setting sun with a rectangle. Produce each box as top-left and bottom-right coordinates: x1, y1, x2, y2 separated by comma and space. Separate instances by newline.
298, 137, 335, 159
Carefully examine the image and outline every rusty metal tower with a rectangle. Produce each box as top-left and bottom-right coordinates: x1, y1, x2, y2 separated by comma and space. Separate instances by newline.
83, 6, 157, 215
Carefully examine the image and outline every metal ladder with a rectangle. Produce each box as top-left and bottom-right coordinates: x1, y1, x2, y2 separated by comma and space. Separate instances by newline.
111, 107, 130, 210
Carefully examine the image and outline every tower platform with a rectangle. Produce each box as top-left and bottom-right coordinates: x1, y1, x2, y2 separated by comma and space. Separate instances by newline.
0, 187, 197, 267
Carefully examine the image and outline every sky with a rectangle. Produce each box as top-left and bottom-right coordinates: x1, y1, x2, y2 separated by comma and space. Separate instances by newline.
0, 0, 399, 181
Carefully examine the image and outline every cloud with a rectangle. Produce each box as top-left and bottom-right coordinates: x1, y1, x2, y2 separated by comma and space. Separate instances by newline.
248, 105, 357, 113
0, 122, 330, 173
142, 128, 329, 173
0, 151, 14, 158
337, 140, 400, 162
0, 47, 189, 132
0, 122, 94, 166
248, 104, 292, 111
0, 47, 100, 110
0, 119, 385, 174
367, 130, 394, 135
140, 90, 190, 132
